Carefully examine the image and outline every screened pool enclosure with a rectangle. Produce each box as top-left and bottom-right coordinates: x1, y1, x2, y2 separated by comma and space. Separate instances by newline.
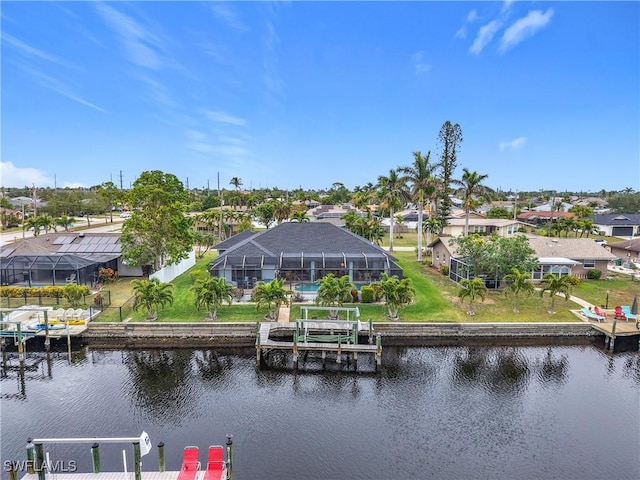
210, 251, 402, 289
0, 253, 119, 287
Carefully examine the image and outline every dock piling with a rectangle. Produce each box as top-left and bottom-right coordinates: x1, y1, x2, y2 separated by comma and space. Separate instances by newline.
132, 441, 142, 480
34, 442, 45, 480
157, 442, 165, 472
26, 439, 35, 474
226, 434, 234, 480
91, 443, 100, 473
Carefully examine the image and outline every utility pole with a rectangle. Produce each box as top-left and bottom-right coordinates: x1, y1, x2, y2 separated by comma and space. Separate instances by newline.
119, 170, 124, 190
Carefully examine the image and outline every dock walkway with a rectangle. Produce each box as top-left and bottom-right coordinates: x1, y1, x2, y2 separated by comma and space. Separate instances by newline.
20, 473, 188, 480
256, 322, 382, 369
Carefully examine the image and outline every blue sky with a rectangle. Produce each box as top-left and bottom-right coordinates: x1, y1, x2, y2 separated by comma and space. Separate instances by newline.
1, 1, 638, 193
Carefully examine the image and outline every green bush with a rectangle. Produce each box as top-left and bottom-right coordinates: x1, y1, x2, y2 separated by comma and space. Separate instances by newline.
587, 269, 602, 280
440, 265, 450, 276
360, 285, 375, 304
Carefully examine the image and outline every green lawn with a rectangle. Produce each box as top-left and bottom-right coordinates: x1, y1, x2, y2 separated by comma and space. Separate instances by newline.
93, 247, 640, 324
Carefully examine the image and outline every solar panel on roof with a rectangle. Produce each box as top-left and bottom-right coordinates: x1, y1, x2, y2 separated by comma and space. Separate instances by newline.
52, 236, 75, 245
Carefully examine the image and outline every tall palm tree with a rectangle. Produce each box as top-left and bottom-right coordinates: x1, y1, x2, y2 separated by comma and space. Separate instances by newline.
377, 169, 409, 252
38, 214, 55, 234
191, 276, 235, 320
132, 278, 174, 320
539, 273, 572, 314
503, 268, 535, 313
455, 168, 491, 236
399, 151, 437, 261
229, 177, 243, 191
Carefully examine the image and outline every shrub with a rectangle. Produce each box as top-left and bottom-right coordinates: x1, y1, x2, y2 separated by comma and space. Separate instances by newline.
360, 285, 376, 304
98, 267, 119, 284
440, 265, 450, 276
350, 288, 359, 303
587, 269, 602, 280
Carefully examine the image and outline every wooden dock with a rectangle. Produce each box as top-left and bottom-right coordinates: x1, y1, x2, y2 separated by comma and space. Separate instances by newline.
20, 472, 189, 480
255, 321, 382, 370
575, 309, 640, 351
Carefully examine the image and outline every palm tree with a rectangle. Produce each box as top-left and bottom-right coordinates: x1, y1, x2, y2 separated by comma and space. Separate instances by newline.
38, 214, 55, 234
399, 151, 438, 261
56, 214, 76, 232
458, 277, 488, 315
24, 216, 41, 236
377, 169, 409, 252
373, 273, 416, 320
539, 273, 572, 314
291, 211, 309, 222
229, 177, 243, 191
252, 278, 289, 321
132, 278, 174, 320
455, 168, 491, 236
191, 276, 235, 320
503, 268, 535, 312
315, 274, 354, 319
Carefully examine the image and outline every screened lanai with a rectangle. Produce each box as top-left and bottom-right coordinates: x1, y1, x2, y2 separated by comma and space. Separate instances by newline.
211, 250, 402, 289
0, 253, 119, 287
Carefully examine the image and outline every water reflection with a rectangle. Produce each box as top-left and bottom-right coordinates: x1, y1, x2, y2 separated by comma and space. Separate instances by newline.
1, 344, 638, 480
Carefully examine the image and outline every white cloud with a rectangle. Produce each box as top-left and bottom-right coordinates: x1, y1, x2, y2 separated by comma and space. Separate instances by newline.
499, 137, 527, 151
455, 10, 479, 39
411, 51, 431, 74
208, 3, 248, 33
499, 9, 554, 53
2, 32, 69, 66
95, 3, 163, 70
470, 20, 501, 55
203, 110, 247, 126
0, 162, 52, 187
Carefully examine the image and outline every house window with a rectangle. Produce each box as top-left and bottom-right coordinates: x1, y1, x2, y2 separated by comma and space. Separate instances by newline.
583, 259, 595, 269
473, 226, 486, 233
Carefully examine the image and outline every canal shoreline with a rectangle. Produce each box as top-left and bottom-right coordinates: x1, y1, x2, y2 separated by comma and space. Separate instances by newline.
77, 321, 602, 348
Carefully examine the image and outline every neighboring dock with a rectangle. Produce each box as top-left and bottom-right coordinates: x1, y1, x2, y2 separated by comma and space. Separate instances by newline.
255, 306, 382, 370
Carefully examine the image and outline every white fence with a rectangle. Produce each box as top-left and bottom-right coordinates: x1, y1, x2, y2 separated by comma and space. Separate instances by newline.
150, 251, 196, 283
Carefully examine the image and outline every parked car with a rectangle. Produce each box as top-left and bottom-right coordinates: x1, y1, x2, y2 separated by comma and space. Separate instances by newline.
120, 212, 131, 219
594, 239, 607, 247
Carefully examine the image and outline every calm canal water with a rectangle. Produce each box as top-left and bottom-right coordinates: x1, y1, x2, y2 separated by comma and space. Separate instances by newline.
1, 343, 638, 480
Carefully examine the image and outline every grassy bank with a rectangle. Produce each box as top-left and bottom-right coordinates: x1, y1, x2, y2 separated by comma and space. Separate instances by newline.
93, 247, 639, 324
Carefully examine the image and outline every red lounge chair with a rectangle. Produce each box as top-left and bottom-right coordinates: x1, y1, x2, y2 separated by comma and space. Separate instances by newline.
203, 445, 226, 480
177, 446, 200, 480
594, 306, 607, 318
614, 306, 626, 320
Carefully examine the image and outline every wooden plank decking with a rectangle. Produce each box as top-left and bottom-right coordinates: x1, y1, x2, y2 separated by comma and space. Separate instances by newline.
20, 472, 208, 480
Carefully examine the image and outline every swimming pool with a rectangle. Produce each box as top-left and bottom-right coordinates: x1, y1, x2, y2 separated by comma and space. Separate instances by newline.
293, 282, 368, 293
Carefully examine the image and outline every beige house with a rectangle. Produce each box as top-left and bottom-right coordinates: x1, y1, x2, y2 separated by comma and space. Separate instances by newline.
609, 238, 640, 264
428, 234, 617, 283
440, 218, 528, 237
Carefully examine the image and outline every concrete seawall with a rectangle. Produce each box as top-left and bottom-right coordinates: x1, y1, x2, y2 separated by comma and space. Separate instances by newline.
83, 321, 600, 348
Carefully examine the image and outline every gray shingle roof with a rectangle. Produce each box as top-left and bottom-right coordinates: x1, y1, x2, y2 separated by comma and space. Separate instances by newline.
593, 214, 640, 225
211, 222, 395, 268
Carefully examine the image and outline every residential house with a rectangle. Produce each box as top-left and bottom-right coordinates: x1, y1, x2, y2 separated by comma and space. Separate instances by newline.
592, 213, 640, 238
210, 222, 402, 289
0, 232, 142, 287
517, 211, 576, 226
440, 218, 528, 237
428, 234, 616, 285
609, 238, 640, 264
